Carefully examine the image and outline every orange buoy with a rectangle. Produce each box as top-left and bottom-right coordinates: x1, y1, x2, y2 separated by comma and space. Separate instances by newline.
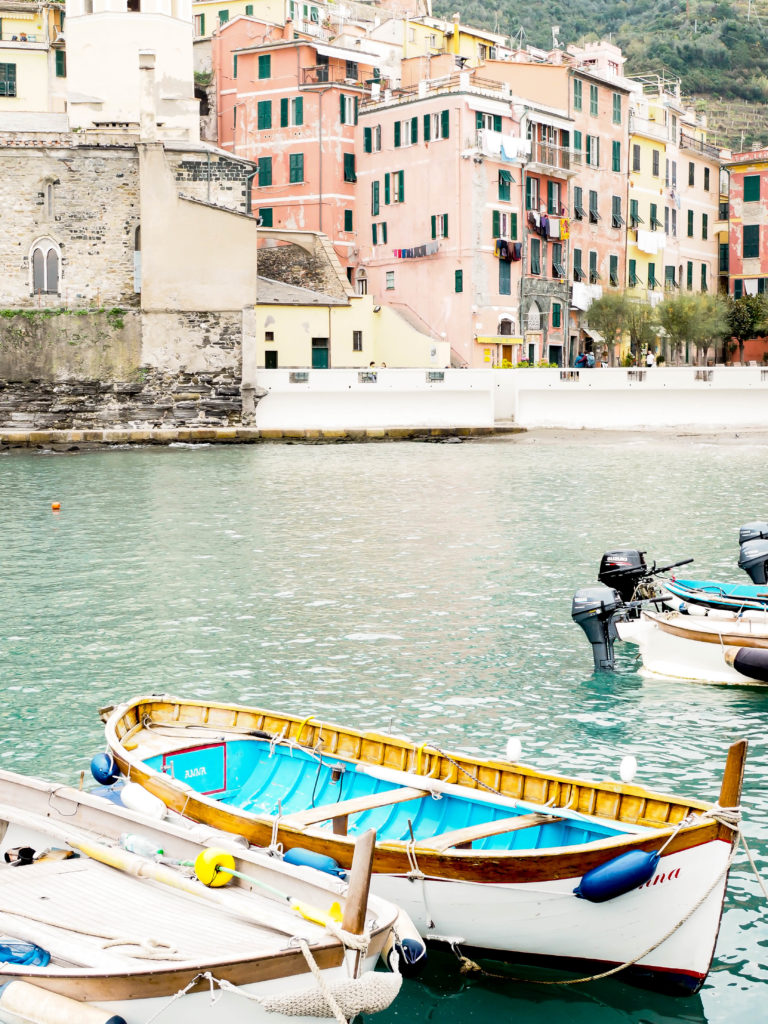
51, 502, 61, 511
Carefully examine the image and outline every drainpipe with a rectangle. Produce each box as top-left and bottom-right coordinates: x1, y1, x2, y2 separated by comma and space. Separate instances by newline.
318, 89, 324, 233
245, 168, 258, 215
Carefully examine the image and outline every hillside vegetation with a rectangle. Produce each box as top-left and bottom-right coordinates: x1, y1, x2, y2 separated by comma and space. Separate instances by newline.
436, 0, 768, 148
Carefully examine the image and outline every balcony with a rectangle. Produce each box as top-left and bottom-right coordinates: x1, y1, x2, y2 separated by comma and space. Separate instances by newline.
628, 112, 669, 142
527, 138, 580, 178
680, 132, 721, 160
301, 64, 364, 87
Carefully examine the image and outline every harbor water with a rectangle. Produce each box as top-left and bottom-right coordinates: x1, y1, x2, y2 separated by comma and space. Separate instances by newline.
1, 431, 767, 1023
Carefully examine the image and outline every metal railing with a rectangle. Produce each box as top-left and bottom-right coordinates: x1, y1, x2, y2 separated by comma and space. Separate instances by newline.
679, 132, 721, 159
628, 113, 669, 142
301, 64, 363, 87
528, 138, 580, 172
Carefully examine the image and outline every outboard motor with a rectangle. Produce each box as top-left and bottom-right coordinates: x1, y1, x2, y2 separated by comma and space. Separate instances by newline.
572, 585, 624, 672
739, 522, 768, 545
739, 539, 768, 585
597, 550, 649, 603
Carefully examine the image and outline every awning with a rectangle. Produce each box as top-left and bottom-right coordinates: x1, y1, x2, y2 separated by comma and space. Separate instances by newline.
314, 42, 382, 67
499, 169, 514, 183
583, 328, 605, 343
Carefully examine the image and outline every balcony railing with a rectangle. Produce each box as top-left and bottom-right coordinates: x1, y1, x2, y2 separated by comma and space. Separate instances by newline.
680, 132, 721, 160
301, 64, 364, 87
628, 113, 669, 142
528, 138, 581, 173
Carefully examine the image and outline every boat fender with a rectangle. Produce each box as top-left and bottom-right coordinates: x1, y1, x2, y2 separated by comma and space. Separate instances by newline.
0, 979, 127, 1024
283, 847, 347, 878
194, 848, 236, 887
725, 646, 768, 684
90, 753, 121, 787
119, 782, 167, 820
381, 909, 427, 977
573, 849, 660, 903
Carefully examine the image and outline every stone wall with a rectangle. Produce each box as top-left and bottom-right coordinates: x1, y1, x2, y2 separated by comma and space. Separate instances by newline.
170, 151, 255, 213
257, 241, 350, 300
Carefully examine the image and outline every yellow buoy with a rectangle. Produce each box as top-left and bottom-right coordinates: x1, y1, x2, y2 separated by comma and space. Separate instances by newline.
194, 848, 236, 887
51, 502, 61, 511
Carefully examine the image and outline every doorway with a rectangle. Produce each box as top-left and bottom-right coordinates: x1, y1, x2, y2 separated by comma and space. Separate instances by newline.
311, 337, 329, 368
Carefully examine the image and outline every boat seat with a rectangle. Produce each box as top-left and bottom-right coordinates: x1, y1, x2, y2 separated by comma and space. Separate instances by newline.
282, 786, 430, 834
416, 812, 565, 853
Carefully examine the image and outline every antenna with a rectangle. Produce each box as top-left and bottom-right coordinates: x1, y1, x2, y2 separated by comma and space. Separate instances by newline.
513, 25, 527, 49
551, 25, 560, 49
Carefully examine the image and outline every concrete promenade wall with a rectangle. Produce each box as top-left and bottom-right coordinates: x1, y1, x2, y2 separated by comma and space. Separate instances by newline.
493, 366, 768, 429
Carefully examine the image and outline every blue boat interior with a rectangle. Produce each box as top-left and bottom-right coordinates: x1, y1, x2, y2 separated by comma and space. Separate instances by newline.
147, 740, 634, 852
668, 578, 768, 605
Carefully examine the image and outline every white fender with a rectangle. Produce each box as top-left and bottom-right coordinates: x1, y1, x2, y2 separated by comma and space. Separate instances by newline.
0, 980, 126, 1024
119, 782, 167, 820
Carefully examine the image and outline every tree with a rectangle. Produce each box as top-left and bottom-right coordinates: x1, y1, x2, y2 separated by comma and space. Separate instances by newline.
657, 294, 698, 365
727, 294, 768, 363
583, 292, 628, 365
687, 293, 729, 366
623, 297, 657, 365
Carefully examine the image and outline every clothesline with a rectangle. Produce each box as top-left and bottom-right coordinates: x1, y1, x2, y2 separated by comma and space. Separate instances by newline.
392, 241, 440, 259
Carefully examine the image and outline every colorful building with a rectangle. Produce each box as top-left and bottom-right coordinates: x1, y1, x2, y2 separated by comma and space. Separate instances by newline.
725, 149, 768, 299
0, 1, 66, 116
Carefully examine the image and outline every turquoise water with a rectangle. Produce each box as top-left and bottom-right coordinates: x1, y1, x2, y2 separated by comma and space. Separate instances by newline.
1, 434, 767, 1022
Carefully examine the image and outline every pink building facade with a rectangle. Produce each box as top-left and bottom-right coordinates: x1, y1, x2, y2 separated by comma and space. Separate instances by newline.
726, 150, 768, 299
214, 17, 377, 273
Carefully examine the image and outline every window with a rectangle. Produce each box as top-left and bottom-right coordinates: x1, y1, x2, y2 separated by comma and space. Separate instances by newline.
431, 213, 448, 238
589, 250, 599, 284
744, 175, 760, 202
289, 152, 304, 183
688, 161, 695, 187
552, 241, 565, 278
45, 181, 55, 219
525, 176, 539, 211
612, 140, 621, 173
665, 265, 676, 289
499, 318, 514, 336
363, 124, 381, 152
611, 196, 624, 228
343, 153, 356, 182
744, 224, 760, 259
258, 156, 272, 186
530, 237, 541, 275
345, 59, 358, 80
687, 261, 693, 290
573, 248, 585, 281
632, 144, 640, 172
394, 117, 418, 147
340, 94, 358, 126
527, 304, 541, 331
590, 83, 598, 116
612, 92, 622, 124
573, 78, 582, 111
609, 254, 619, 286
648, 262, 658, 289
55, 50, 66, 77
258, 207, 273, 227
629, 199, 642, 228
552, 302, 562, 328
258, 54, 270, 79
372, 222, 387, 245
499, 259, 511, 295
280, 97, 303, 127
704, 167, 710, 191
344, 209, 353, 232
30, 238, 60, 294
476, 112, 502, 132
589, 190, 600, 223
455, 269, 463, 293
650, 203, 662, 229
371, 180, 379, 216
701, 263, 708, 292
233, 54, 238, 79
672, 208, 677, 236
218, 9, 229, 22
573, 186, 585, 220
652, 149, 660, 177
664, 206, 669, 234
384, 171, 404, 204
687, 209, 694, 237
573, 130, 582, 152
498, 169, 513, 202
547, 180, 561, 215
194, 13, 205, 34
426, 109, 450, 140
257, 100, 271, 130
702, 213, 708, 240
586, 134, 599, 167
492, 210, 517, 239
628, 258, 641, 286
385, 270, 394, 289
0, 63, 16, 97
245, 3, 253, 12
353, 330, 363, 351
671, 160, 677, 187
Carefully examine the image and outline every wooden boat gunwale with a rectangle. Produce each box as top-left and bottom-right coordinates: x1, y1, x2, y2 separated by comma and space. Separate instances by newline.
103, 695, 742, 885
645, 609, 768, 649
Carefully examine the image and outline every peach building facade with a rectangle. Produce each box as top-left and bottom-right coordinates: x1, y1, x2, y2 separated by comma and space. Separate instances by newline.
726, 149, 768, 298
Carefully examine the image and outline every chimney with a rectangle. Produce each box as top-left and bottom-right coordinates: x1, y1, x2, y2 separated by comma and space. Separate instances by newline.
284, 17, 293, 39
139, 50, 157, 142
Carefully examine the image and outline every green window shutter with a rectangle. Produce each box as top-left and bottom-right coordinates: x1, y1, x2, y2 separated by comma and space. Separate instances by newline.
431, 215, 437, 239
499, 259, 511, 295
493, 114, 501, 132
233, 54, 238, 78
344, 209, 353, 231
590, 83, 598, 115
200, 12, 205, 33
455, 269, 463, 293
364, 127, 372, 153
586, 135, 591, 165
441, 108, 449, 139
355, 97, 359, 125
687, 260, 693, 288
443, 213, 448, 238
372, 223, 378, 245
289, 153, 303, 183
344, 153, 356, 182
258, 157, 272, 186
687, 209, 694, 236
612, 92, 621, 124
245, 3, 253, 13
372, 180, 379, 216
411, 116, 418, 143
394, 121, 401, 148
397, 170, 404, 202
573, 129, 582, 151
612, 140, 620, 172
55, 49, 66, 77
384, 173, 390, 204
573, 78, 582, 110
744, 175, 760, 202
219, 9, 229, 23
294, 97, 303, 125
340, 93, 345, 123
381, 222, 387, 244
492, 210, 500, 237
552, 302, 561, 327
280, 98, 289, 127
258, 54, 270, 78
476, 112, 483, 130
702, 213, 708, 239
511, 212, 518, 239
257, 101, 271, 130
258, 207, 273, 227
423, 113, 431, 141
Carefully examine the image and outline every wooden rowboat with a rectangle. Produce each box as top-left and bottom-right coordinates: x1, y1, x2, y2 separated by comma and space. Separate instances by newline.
102, 694, 749, 996
0, 767, 401, 1024
664, 577, 768, 614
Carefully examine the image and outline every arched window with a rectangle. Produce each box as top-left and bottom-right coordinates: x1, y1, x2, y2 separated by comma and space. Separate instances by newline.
133, 225, 142, 293
526, 303, 541, 331
499, 318, 515, 336
30, 238, 61, 295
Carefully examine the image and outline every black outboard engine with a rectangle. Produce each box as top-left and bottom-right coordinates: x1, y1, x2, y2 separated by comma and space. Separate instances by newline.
597, 550, 649, 604
572, 585, 624, 672
739, 539, 768, 585
739, 522, 768, 545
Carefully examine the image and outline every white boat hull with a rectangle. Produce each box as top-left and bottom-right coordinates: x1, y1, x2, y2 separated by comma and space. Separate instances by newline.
371, 839, 731, 992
